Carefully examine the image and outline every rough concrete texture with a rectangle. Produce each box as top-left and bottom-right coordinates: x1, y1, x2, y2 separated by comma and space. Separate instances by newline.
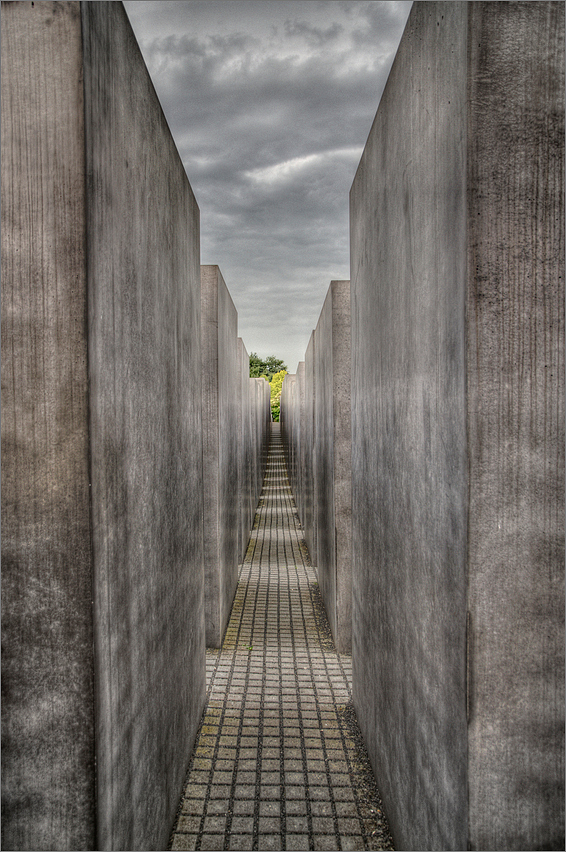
2, 3, 206, 850
83, 5, 206, 848
253, 377, 272, 501
237, 339, 252, 562
314, 281, 352, 654
465, 4, 565, 849
1, 4, 96, 848
303, 331, 318, 567
235, 344, 270, 564
280, 373, 298, 504
350, 2, 564, 850
295, 361, 306, 526
202, 265, 239, 648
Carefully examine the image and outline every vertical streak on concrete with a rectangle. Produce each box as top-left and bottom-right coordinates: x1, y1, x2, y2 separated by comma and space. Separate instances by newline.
1, 4, 96, 849
466, 3, 565, 848
201, 265, 239, 648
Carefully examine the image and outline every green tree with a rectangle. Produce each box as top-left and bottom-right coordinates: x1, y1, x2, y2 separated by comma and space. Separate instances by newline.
249, 352, 287, 381
269, 369, 287, 422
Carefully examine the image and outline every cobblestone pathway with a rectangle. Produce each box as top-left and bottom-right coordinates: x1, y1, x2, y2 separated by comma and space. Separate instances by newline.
170, 425, 393, 852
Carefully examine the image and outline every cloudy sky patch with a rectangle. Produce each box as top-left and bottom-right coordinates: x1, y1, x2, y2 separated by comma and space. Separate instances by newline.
124, 0, 412, 370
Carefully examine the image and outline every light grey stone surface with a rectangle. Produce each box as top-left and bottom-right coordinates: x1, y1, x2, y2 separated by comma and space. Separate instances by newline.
2, 3, 206, 849
350, 2, 564, 850
314, 281, 352, 654
202, 265, 239, 648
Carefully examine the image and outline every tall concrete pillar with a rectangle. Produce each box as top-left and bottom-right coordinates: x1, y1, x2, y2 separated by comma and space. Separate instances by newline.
304, 331, 318, 568
350, 3, 564, 849
201, 265, 239, 648
314, 281, 352, 653
1, 3, 205, 849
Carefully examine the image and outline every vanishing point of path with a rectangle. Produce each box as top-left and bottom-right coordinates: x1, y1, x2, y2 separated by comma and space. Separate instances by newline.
170, 425, 393, 852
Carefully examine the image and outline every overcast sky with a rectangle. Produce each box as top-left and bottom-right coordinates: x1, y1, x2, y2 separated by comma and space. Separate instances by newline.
123, 1, 413, 372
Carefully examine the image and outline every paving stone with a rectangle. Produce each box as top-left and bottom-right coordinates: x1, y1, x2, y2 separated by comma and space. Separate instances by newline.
200, 834, 225, 851
261, 785, 281, 800
175, 815, 201, 833
230, 816, 254, 833
285, 786, 306, 801
181, 798, 204, 815
312, 815, 338, 834
285, 833, 310, 851
206, 799, 231, 815
314, 835, 339, 851
203, 815, 227, 833
257, 834, 282, 851
341, 836, 366, 851
232, 800, 255, 816
285, 815, 310, 833
228, 836, 254, 851
259, 800, 281, 817
170, 429, 393, 852
171, 833, 198, 851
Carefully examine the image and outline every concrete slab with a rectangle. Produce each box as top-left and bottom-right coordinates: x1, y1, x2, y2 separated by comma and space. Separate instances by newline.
237, 339, 253, 563
314, 281, 352, 654
350, 2, 564, 849
304, 332, 317, 568
2, 3, 205, 849
1, 4, 96, 848
202, 266, 239, 648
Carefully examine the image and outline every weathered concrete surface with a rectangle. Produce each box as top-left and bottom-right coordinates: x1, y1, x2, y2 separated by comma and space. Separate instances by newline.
1, 4, 96, 849
202, 265, 239, 648
281, 373, 298, 501
465, 4, 565, 849
296, 361, 306, 527
314, 281, 352, 654
303, 331, 317, 567
2, 3, 206, 850
253, 377, 272, 501
350, 2, 564, 850
84, 5, 206, 849
237, 339, 252, 562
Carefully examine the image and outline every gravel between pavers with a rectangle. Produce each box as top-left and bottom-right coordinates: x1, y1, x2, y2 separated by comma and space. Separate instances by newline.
170, 425, 394, 852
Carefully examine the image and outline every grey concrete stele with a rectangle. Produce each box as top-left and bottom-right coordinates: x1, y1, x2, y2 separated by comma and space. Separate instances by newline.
237, 339, 271, 566
282, 281, 352, 654
313, 281, 352, 655
349, 3, 565, 851
1, 3, 206, 850
201, 265, 239, 648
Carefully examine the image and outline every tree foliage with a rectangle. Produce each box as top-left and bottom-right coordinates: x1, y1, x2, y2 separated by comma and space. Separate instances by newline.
249, 352, 287, 381
269, 369, 287, 422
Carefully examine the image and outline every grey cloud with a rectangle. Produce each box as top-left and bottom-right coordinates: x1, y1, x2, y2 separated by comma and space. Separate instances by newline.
124, 0, 412, 369
282, 18, 344, 46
